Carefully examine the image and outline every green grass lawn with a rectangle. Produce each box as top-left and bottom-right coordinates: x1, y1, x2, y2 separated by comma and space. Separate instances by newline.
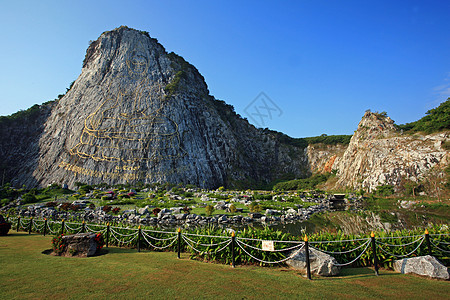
0, 233, 448, 299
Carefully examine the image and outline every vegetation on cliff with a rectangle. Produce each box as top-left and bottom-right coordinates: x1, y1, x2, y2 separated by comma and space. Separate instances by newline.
262, 130, 352, 148
0, 80, 74, 126
273, 172, 334, 191
397, 98, 450, 133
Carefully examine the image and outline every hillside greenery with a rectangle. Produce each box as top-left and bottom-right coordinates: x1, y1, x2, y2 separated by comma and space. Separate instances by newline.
262, 129, 352, 148
0, 104, 44, 125
0, 80, 74, 126
397, 98, 450, 133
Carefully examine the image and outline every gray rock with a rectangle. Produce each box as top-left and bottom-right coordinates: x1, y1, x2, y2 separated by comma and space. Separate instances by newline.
138, 207, 148, 215
393, 255, 449, 280
286, 208, 297, 215
248, 213, 263, 219
265, 209, 275, 215
286, 247, 340, 276
174, 214, 186, 220
54, 233, 101, 257
171, 207, 183, 214
160, 208, 172, 214
218, 215, 228, 222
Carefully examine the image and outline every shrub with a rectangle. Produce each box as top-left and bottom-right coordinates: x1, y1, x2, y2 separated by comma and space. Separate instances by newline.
1, 198, 10, 206
51, 234, 65, 254
205, 205, 215, 216
69, 204, 79, 211
94, 233, 105, 250
183, 192, 194, 198
253, 193, 272, 200
248, 202, 262, 213
273, 173, 333, 191
112, 207, 121, 214
375, 185, 394, 197
152, 207, 161, 216
102, 205, 112, 213
60, 203, 71, 211
22, 193, 37, 204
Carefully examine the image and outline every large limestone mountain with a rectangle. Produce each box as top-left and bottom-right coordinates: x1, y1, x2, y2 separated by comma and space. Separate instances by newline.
2, 26, 309, 189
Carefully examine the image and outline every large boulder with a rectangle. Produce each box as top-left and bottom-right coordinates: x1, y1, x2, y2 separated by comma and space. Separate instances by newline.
52, 232, 103, 257
393, 255, 449, 280
286, 247, 340, 276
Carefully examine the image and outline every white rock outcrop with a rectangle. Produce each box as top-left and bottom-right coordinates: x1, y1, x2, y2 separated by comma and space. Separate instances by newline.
332, 112, 449, 192
286, 247, 340, 276
393, 255, 449, 280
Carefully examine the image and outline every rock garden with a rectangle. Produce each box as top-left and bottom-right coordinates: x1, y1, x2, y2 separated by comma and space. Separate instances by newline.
0, 183, 363, 229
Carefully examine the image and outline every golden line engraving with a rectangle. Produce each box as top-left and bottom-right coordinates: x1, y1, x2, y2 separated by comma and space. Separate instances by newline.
62, 41, 186, 179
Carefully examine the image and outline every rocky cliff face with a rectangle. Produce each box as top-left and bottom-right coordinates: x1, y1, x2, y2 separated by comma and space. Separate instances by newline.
2, 27, 448, 191
332, 111, 449, 191
306, 143, 346, 174
0, 103, 55, 187
5, 26, 308, 189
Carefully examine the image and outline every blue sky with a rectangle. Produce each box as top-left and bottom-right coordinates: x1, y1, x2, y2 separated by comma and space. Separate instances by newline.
1, 0, 449, 137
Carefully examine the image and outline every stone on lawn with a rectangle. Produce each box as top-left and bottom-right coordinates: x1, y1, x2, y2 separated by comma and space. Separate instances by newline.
393, 255, 449, 280
53, 232, 102, 257
286, 247, 340, 276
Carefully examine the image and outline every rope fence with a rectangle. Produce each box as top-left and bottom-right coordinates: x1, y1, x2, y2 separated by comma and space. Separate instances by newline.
4, 215, 450, 280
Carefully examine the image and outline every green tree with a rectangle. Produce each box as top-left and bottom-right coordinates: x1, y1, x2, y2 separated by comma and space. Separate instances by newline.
22, 193, 37, 204
205, 205, 215, 216
375, 185, 394, 197
248, 202, 262, 213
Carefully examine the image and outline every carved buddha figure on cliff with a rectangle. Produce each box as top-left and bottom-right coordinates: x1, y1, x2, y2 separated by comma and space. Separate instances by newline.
69, 43, 184, 164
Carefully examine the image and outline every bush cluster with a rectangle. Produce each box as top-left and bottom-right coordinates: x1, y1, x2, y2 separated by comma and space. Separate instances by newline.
273, 173, 333, 191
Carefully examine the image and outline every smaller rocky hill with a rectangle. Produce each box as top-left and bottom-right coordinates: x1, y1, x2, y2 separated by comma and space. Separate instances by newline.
332, 110, 449, 192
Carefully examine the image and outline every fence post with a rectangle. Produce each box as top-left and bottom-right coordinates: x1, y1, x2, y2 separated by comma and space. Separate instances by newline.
177, 228, 182, 259
61, 219, 65, 235
424, 229, 432, 256
106, 223, 110, 247
137, 226, 141, 252
304, 235, 312, 280
28, 217, 33, 234
43, 218, 47, 236
371, 232, 379, 276
82, 221, 85, 233
231, 231, 236, 268
16, 216, 21, 232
